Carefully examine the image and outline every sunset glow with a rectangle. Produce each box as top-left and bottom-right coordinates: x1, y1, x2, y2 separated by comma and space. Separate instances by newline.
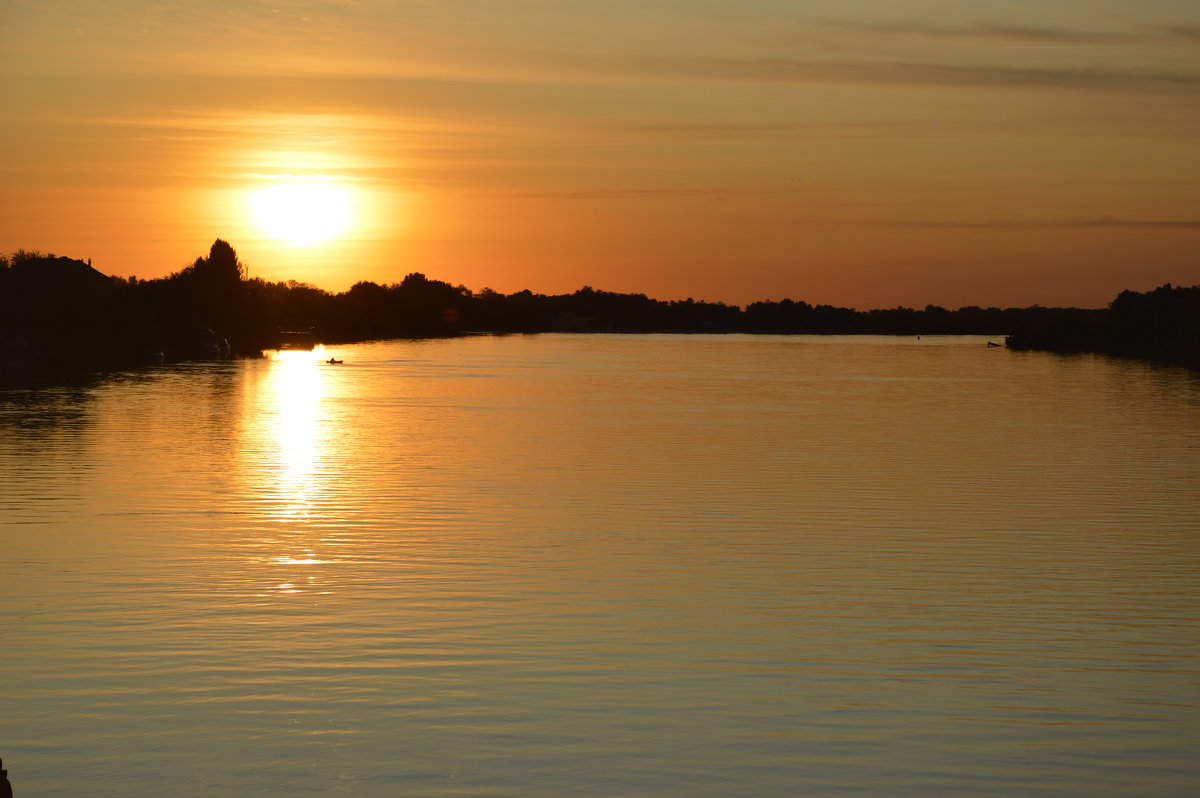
251, 180, 354, 246
3, 1, 1199, 788
1, 0, 1197, 306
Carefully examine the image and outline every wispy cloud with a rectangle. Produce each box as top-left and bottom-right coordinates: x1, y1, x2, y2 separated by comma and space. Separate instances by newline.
620, 56, 1200, 94
811, 18, 1200, 47
1077, 218, 1200, 229
873, 218, 1200, 230
1159, 24, 1200, 41
506, 187, 753, 201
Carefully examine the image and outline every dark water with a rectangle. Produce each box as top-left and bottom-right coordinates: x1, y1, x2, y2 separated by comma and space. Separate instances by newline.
2, 335, 1198, 796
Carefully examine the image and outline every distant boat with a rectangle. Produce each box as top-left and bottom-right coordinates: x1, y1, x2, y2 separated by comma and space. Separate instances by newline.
987, 341, 1002, 347
328, 358, 343, 364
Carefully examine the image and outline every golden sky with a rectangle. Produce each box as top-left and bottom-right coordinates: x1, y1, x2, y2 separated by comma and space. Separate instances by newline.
2, 0, 1198, 308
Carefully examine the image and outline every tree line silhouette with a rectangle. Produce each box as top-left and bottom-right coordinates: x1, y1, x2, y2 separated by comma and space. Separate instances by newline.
1, 240, 1196, 375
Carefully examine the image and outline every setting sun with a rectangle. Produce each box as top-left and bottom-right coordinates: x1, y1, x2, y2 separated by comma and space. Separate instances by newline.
251, 179, 353, 246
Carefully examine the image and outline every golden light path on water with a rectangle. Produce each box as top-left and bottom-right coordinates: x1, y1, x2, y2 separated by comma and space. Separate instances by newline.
255, 346, 338, 593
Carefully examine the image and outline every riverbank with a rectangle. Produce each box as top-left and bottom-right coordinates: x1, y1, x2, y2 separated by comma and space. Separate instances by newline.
1006, 283, 1199, 369
4, 243, 1196, 381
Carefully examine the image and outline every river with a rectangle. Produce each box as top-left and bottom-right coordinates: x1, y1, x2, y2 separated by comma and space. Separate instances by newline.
2, 334, 1198, 796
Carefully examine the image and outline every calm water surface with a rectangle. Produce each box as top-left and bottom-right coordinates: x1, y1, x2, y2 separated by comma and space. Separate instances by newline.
2, 335, 1198, 796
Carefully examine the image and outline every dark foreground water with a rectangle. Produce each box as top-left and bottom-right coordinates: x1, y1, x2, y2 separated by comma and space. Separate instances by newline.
2, 335, 1198, 796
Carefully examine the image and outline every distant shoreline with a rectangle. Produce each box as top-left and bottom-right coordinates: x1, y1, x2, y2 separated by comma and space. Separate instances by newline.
2, 242, 1196, 385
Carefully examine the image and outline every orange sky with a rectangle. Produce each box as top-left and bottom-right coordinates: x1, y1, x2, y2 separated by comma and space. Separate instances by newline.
2, 1, 1198, 308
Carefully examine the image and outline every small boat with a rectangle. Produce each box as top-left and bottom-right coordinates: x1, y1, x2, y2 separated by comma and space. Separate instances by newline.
328, 358, 343, 364
987, 341, 1002, 347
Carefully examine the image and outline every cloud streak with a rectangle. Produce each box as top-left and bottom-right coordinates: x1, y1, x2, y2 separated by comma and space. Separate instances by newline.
621, 56, 1200, 94
812, 18, 1200, 47
872, 218, 1200, 230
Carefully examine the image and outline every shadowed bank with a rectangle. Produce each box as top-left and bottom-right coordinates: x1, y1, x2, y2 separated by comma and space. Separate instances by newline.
2, 240, 1196, 386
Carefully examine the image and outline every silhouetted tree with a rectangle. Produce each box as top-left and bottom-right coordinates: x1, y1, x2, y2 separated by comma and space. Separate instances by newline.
5, 239, 1198, 376
172, 239, 250, 351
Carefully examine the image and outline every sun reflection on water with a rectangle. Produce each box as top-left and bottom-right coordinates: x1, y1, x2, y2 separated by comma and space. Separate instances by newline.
246, 346, 348, 596
273, 556, 329, 566
264, 346, 328, 523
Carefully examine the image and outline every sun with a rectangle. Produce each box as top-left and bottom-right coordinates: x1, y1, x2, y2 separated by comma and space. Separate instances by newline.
251, 179, 353, 246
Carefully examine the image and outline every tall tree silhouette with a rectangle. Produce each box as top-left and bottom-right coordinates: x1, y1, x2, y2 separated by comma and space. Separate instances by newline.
199, 239, 246, 286
174, 238, 249, 351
